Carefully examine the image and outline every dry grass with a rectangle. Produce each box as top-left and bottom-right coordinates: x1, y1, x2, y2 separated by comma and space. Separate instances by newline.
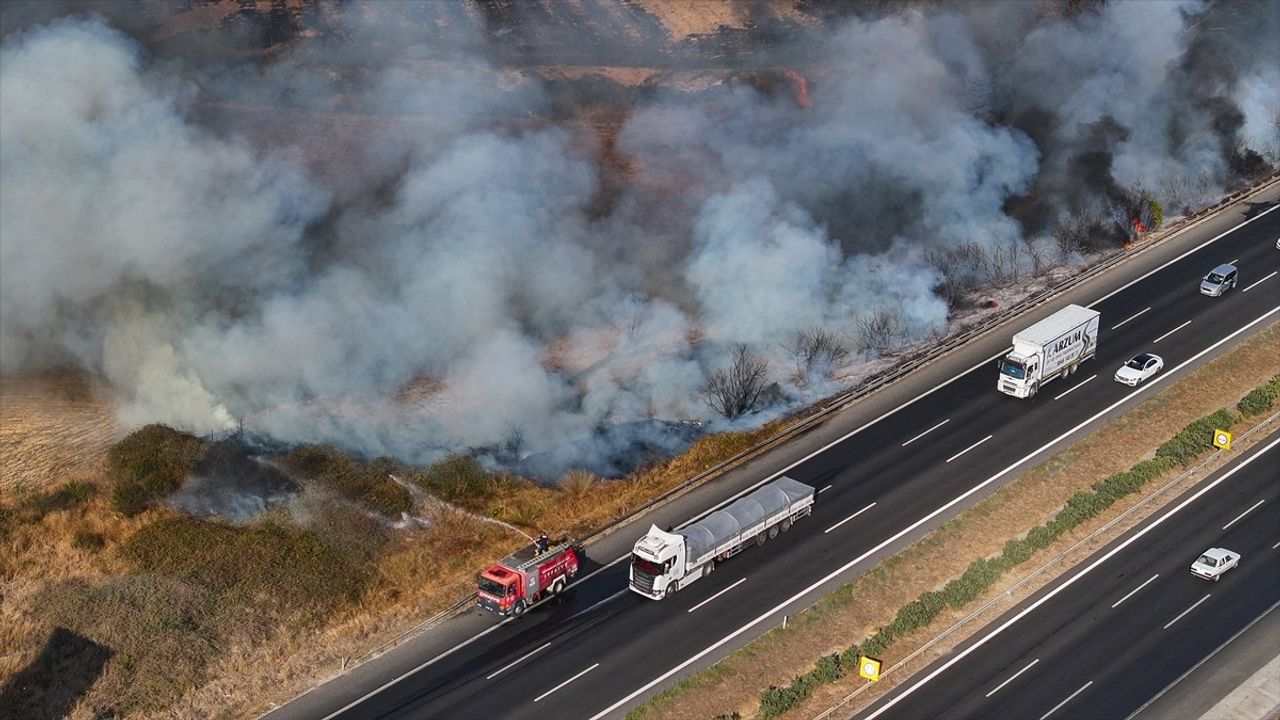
630, 322, 1280, 720
0, 372, 122, 495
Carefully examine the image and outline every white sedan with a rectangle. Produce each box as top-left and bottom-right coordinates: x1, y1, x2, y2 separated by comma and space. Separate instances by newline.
1114, 353, 1163, 386
1191, 548, 1240, 581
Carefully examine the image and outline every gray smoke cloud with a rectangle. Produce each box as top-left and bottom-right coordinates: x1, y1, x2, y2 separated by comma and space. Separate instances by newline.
1, 3, 1276, 480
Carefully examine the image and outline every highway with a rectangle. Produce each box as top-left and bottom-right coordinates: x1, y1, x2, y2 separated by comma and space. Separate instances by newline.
269, 190, 1280, 720
857, 430, 1280, 720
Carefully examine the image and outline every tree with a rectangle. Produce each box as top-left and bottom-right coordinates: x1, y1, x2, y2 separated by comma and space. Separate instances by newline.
787, 328, 850, 383
853, 310, 906, 353
704, 344, 771, 419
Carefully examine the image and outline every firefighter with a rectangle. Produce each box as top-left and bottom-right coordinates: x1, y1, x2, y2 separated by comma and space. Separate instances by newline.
537, 532, 549, 555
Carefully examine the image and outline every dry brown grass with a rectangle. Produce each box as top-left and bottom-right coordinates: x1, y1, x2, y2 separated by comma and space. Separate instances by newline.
0, 372, 122, 495
631, 322, 1280, 720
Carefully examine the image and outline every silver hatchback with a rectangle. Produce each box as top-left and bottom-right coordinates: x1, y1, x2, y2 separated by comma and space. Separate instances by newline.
1200, 263, 1238, 296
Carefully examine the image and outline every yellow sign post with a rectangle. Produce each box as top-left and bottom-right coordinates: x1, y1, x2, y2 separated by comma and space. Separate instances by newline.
1213, 429, 1232, 451
859, 656, 882, 682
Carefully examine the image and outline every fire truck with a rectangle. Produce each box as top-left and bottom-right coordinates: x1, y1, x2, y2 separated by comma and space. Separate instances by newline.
476, 542, 580, 617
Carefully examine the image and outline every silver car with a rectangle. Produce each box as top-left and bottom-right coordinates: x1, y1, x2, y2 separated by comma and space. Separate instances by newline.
1200, 263, 1238, 296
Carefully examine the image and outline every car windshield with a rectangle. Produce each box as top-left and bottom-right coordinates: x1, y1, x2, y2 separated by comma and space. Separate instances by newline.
1125, 358, 1145, 370
1000, 361, 1027, 379
632, 554, 664, 576
1197, 555, 1216, 566
1206, 272, 1226, 283
478, 576, 510, 596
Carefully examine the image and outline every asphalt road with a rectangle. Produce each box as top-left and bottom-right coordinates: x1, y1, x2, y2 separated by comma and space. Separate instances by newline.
268, 190, 1280, 720
857, 430, 1280, 720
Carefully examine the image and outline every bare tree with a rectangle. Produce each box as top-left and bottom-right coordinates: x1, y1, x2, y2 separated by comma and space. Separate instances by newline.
1052, 210, 1100, 261
981, 241, 1021, 285
786, 328, 850, 383
853, 310, 906, 353
1020, 235, 1052, 276
703, 344, 771, 419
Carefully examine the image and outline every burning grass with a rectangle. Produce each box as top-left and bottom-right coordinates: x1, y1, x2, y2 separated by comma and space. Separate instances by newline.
623, 321, 1280, 720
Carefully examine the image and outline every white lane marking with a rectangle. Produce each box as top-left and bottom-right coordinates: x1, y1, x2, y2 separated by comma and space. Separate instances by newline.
1153, 320, 1191, 343
1223, 499, 1265, 530
688, 578, 747, 613
570, 589, 630, 621
902, 419, 950, 447
1163, 594, 1212, 630
856, 431, 1280, 720
1242, 270, 1277, 293
534, 663, 600, 703
946, 435, 993, 463
1040, 681, 1093, 720
1111, 307, 1151, 330
1111, 574, 1160, 609
824, 503, 877, 534
1054, 374, 1096, 400
985, 658, 1039, 698
486, 642, 551, 680
1127, 599, 1280, 720
819, 485, 833, 494
1272, 540, 1280, 550
1230, 258, 1239, 264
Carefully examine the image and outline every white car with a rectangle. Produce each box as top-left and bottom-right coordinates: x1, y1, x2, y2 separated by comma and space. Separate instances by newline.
1114, 353, 1163, 386
1191, 548, 1240, 581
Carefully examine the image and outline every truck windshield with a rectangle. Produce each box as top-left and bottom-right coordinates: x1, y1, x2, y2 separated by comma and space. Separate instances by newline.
478, 576, 510, 596
632, 555, 664, 575
999, 361, 1027, 379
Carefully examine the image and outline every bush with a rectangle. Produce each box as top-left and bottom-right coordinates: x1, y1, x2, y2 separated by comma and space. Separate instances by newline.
1156, 410, 1237, 466
413, 456, 511, 509
1237, 377, 1279, 417
284, 445, 412, 519
1026, 523, 1059, 549
1002, 537, 1034, 565
942, 557, 1003, 609
813, 652, 844, 683
72, 530, 106, 552
24, 481, 97, 517
108, 425, 207, 516
759, 685, 798, 718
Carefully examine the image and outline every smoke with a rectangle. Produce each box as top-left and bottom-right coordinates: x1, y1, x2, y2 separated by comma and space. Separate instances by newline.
1, 3, 1276, 481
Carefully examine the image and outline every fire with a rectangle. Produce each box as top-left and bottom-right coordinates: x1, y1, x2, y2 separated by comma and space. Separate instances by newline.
782, 68, 812, 109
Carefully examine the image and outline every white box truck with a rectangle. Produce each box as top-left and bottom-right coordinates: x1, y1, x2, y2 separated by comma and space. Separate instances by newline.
997, 304, 1100, 398
629, 476, 815, 600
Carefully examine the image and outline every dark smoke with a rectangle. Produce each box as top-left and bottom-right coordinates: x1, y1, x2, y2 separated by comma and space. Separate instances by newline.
1, 2, 1276, 482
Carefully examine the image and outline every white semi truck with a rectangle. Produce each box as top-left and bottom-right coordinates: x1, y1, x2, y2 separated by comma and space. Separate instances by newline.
997, 304, 1101, 398
629, 476, 815, 600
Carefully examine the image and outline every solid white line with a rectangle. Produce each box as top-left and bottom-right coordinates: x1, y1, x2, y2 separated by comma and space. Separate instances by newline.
1040, 681, 1093, 720
946, 435, 993, 463
819, 485, 833, 494
1163, 594, 1212, 630
688, 578, 747, 613
1126, 599, 1280, 720
1111, 574, 1160, 609
985, 658, 1039, 698
902, 419, 950, 447
1111, 307, 1151, 330
486, 643, 551, 680
1054, 374, 1096, 400
534, 663, 599, 703
1273, 540, 1280, 550
857, 432, 1280, 720
1241, 271, 1277, 293
824, 503, 877, 534
1153, 320, 1191, 344
1223, 499, 1265, 530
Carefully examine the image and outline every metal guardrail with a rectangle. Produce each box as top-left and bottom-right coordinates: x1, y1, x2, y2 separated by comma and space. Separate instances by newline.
339, 172, 1280, 672
812, 410, 1280, 720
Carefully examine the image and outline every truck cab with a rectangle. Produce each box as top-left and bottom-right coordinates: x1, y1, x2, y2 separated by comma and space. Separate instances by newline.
998, 351, 1039, 398
630, 526, 687, 599
477, 566, 524, 615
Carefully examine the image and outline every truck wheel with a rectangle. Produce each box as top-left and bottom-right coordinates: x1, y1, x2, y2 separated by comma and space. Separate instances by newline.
781, 518, 792, 533
664, 581, 678, 599
1029, 382, 1039, 397
756, 531, 768, 546
552, 578, 566, 595
513, 600, 527, 616
703, 562, 714, 578
768, 524, 780, 540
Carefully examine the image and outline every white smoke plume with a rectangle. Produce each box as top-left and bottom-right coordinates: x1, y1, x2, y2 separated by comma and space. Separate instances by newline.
1, 3, 1275, 480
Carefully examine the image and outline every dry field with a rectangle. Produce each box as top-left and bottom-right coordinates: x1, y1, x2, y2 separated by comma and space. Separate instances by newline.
629, 321, 1280, 720
0, 372, 122, 496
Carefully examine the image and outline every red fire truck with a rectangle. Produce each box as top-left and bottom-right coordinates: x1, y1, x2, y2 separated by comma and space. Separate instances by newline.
476, 542, 580, 617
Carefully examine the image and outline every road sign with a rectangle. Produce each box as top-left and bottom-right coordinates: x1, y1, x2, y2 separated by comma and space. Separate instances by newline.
859, 656, 882, 682
1213, 429, 1232, 451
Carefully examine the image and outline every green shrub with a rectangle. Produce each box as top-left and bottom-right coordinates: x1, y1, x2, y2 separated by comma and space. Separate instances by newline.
1156, 410, 1237, 466
108, 425, 207, 516
71, 529, 106, 551
941, 557, 1003, 609
1002, 537, 1034, 566
24, 481, 97, 517
1237, 377, 1279, 417
413, 455, 512, 508
840, 644, 863, 669
813, 652, 844, 683
284, 445, 412, 519
1026, 523, 1058, 549
759, 685, 798, 718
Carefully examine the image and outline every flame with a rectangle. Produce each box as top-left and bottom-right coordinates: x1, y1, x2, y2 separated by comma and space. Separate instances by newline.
782, 68, 812, 109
